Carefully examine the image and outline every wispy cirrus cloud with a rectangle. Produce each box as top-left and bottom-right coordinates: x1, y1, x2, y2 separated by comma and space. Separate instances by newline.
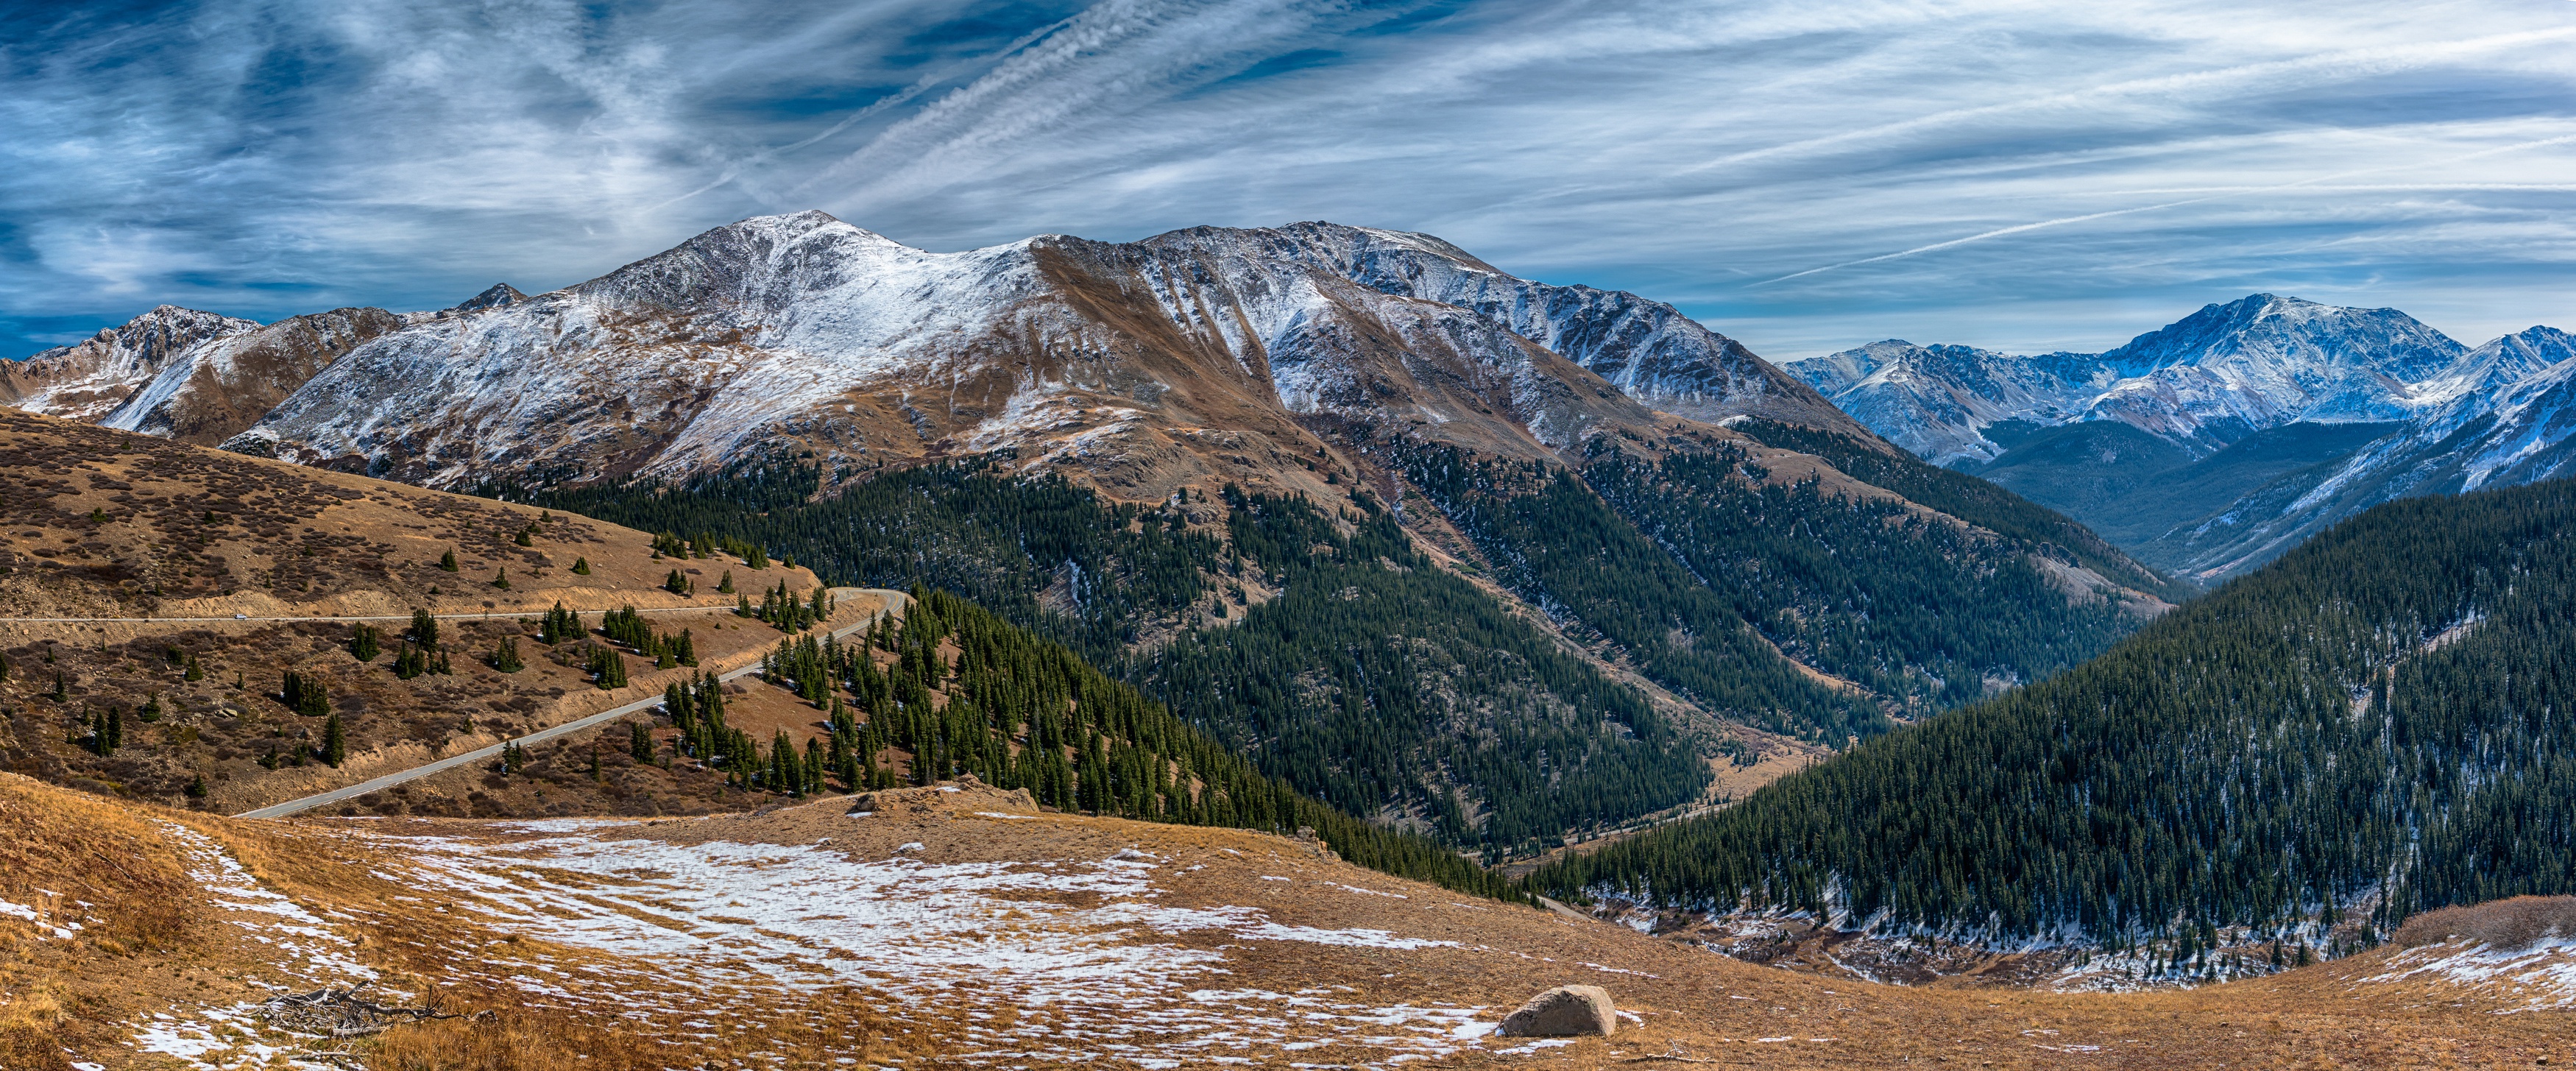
1, 0, 2570, 358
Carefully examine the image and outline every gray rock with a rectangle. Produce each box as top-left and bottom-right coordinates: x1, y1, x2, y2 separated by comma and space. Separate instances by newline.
1497, 984, 1616, 1037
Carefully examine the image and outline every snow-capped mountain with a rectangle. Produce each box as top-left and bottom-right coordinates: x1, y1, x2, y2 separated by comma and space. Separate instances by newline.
2148, 325, 2576, 576
2084, 294, 2469, 442
2, 305, 261, 423
98, 305, 408, 445
221, 212, 1855, 492
1788, 297, 2576, 580
1783, 341, 2106, 464
1786, 295, 2476, 464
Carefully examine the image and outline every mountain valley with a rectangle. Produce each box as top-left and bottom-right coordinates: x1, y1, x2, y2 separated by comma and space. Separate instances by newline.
1789, 294, 2576, 579
7, 214, 2575, 1067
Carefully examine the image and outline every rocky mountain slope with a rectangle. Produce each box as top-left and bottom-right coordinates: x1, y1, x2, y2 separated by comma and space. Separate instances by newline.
1789, 295, 2576, 579
1, 305, 261, 425
213, 211, 1855, 495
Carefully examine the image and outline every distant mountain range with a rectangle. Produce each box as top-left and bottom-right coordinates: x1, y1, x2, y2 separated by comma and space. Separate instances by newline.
1786, 294, 2576, 580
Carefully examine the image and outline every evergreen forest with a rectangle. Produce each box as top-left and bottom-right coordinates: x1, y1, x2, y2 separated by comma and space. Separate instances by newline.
534, 458, 1708, 856
1529, 476, 2576, 950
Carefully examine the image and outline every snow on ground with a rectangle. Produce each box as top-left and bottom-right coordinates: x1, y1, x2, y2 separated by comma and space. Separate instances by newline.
367, 823, 1499, 1067
2360, 936, 2576, 1012
127, 821, 382, 1070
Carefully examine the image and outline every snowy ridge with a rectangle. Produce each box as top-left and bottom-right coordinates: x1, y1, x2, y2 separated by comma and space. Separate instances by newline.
1789, 297, 2576, 579
2147, 325, 2576, 579
1786, 294, 2487, 462
226, 211, 1797, 492
3, 306, 260, 423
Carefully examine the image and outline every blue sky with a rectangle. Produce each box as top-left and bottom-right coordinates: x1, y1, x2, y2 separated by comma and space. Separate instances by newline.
3, 0, 2571, 361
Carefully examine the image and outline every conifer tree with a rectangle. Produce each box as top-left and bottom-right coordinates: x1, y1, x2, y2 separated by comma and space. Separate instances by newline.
0, 651, 9, 682
183, 654, 203, 682
573, 556, 591, 575
493, 636, 525, 673
49, 671, 67, 702
587, 645, 629, 690
492, 568, 511, 590
410, 608, 439, 648
351, 623, 381, 662
439, 548, 459, 572
664, 569, 691, 595
541, 602, 581, 644
107, 705, 124, 752
718, 570, 735, 594
321, 711, 347, 767
515, 527, 534, 547
138, 692, 163, 723
629, 720, 654, 763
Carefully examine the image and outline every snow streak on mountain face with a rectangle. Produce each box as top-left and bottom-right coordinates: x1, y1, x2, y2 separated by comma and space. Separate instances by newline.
1787, 297, 2576, 580
212, 211, 1853, 493
1788, 295, 2487, 464
1, 305, 261, 425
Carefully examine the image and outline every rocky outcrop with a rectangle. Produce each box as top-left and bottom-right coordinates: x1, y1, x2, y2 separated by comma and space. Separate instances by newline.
3, 305, 260, 423
99, 305, 404, 445
1498, 985, 1616, 1037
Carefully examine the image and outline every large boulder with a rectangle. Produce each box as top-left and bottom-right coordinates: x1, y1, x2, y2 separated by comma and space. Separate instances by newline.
1498, 985, 1616, 1038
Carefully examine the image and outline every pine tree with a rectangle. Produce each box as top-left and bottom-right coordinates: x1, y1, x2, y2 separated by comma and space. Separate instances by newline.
587, 645, 629, 690
106, 706, 124, 752
282, 671, 330, 718
0, 651, 9, 682
718, 570, 735, 594
321, 711, 347, 767
664, 569, 691, 595
439, 548, 459, 572
493, 636, 524, 673
630, 720, 654, 763
514, 527, 534, 548
138, 692, 163, 723
541, 602, 582, 645
492, 568, 511, 590
183, 654, 203, 682
185, 774, 208, 799
410, 608, 439, 648
573, 556, 592, 575
49, 671, 67, 702
351, 623, 381, 662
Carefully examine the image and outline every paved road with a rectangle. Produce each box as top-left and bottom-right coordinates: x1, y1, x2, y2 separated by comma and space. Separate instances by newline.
232, 588, 907, 820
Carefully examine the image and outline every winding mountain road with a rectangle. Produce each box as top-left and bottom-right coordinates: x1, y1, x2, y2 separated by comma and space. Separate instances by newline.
230, 588, 907, 820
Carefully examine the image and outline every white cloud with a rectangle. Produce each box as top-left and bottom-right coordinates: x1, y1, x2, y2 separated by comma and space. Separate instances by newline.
1, 0, 2570, 358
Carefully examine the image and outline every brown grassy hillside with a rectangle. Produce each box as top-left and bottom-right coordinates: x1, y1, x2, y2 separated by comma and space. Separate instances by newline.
1, 772, 2562, 1070
0, 409, 887, 816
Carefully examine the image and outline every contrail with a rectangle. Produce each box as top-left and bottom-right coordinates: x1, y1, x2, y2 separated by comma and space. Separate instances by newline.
642, 13, 1083, 215
1756, 132, 2576, 286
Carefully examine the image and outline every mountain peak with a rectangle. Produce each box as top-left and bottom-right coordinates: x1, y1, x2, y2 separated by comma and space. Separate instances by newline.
447, 283, 526, 314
